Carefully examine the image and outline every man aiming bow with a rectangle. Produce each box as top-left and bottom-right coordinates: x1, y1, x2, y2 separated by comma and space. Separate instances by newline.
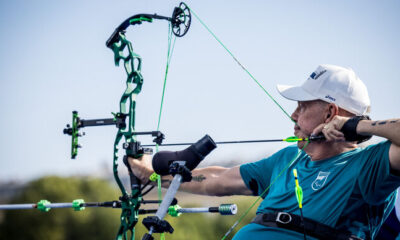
129, 64, 400, 239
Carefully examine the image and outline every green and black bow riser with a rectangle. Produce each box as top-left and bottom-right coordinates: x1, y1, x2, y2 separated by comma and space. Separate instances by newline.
64, 3, 192, 240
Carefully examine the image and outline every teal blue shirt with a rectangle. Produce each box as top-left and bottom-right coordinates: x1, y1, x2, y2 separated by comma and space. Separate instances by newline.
235, 141, 400, 240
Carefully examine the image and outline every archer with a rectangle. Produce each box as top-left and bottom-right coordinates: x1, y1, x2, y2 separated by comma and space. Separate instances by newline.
129, 64, 400, 240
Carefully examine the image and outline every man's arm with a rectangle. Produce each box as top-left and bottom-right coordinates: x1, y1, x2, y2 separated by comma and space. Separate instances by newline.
128, 155, 253, 196
169, 166, 252, 196
313, 116, 400, 172
357, 118, 400, 172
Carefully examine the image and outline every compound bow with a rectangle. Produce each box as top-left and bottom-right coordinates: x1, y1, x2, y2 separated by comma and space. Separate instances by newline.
64, 3, 189, 239
62, 2, 236, 240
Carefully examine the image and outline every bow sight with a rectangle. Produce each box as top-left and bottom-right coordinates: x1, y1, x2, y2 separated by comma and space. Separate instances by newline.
63, 111, 164, 159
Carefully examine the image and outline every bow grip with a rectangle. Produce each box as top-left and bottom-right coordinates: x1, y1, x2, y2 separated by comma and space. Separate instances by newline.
122, 141, 153, 191
123, 155, 142, 190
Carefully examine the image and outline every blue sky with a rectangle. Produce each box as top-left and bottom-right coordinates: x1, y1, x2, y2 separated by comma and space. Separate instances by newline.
0, 0, 399, 181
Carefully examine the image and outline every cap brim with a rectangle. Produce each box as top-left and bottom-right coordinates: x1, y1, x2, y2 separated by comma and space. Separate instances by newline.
276, 84, 317, 101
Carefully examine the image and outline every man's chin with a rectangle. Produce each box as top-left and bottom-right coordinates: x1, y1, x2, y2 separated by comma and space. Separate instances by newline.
297, 141, 305, 149
294, 131, 306, 139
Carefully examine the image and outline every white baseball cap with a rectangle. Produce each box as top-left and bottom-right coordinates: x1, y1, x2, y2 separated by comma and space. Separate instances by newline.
277, 64, 371, 115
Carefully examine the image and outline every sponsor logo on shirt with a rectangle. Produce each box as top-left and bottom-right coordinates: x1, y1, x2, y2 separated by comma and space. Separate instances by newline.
311, 171, 330, 191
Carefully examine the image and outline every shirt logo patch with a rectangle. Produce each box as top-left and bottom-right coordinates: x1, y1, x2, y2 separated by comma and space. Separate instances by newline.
311, 171, 330, 191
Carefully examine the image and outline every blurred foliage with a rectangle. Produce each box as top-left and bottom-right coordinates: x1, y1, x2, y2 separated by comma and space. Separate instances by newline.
0, 176, 120, 240
139, 196, 258, 240
123, 196, 258, 240
0, 176, 258, 240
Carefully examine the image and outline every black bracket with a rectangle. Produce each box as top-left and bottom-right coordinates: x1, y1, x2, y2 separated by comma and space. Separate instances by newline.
132, 131, 165, 145
142, 216, 174, 234
63, 112, 123, 137
123, 131, 165, 157
169, 161, 192, 182
63, 111, 166, 159
123, 141, 153, 157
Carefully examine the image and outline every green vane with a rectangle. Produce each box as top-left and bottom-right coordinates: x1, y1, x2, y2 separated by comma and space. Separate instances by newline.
293, 169, 303, 208
293, 169, 307, 240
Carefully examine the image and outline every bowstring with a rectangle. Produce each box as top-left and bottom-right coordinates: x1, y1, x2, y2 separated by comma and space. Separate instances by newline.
154, 22, 177, 240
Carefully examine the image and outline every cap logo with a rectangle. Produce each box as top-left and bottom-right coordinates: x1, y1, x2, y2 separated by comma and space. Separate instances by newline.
310, 70, 327, 80
325, 95, 336, 102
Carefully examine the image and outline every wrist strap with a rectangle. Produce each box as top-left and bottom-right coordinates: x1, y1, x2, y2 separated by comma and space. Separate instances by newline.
341, 116, 372, 143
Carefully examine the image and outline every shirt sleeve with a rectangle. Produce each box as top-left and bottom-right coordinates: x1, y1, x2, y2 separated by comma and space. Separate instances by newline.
239, 145, 298, 197
357, 141, 400, 204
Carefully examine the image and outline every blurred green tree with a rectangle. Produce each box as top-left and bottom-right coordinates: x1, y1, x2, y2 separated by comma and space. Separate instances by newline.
0, 176, 258, 240
0, 176, 120, 240
135, 196, 258, 240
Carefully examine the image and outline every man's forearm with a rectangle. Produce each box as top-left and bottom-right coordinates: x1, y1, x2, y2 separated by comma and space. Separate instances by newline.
358, 118, 400, 171
158, 166, 251, 196
159, 166, 229, 196
358, 119, 400, 146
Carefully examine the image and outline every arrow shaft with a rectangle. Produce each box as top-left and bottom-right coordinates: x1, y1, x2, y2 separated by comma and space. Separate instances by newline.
143, 138, 287, 147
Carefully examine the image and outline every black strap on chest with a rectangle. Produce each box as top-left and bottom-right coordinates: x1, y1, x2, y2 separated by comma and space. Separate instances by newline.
251, 212, 366, 240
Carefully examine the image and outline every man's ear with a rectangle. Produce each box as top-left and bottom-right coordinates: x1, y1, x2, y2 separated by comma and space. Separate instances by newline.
325, 103, 339, 123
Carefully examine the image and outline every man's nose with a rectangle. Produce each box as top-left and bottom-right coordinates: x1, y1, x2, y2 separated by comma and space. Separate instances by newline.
291, 110, 298, 122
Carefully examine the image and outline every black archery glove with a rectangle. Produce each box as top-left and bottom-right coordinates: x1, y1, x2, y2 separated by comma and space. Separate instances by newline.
340, 115, 372, 143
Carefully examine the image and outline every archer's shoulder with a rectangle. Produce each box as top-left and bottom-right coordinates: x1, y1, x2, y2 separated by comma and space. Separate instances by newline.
347, 140, 392, 162
358, 140, 391, 153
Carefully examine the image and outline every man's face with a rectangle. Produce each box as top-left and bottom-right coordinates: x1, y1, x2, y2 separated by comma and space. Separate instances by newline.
291, 100, 327, 147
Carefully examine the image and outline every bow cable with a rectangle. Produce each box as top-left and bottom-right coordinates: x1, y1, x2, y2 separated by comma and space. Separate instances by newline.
154, 22, 177, 240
